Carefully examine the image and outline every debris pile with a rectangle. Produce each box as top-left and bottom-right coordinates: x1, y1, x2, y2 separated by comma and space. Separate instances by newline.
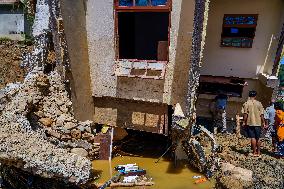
0, 0, 101, 186
215, 133, 284, 189
0, 67, 100, 184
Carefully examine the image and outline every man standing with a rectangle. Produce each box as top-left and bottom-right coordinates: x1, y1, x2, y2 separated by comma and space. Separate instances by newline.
210, 94, 228, 134
242, 91, 265, 157
264, 99, 276, 151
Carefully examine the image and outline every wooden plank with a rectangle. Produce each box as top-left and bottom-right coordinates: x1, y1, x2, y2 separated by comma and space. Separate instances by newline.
157, 41, 168, 61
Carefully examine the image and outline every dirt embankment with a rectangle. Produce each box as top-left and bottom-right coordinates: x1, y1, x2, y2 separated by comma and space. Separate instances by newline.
0, 40, 33, 89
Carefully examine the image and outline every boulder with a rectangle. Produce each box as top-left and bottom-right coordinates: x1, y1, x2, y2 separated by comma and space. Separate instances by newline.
221, 162, 253, 182
71, 148, 88, 157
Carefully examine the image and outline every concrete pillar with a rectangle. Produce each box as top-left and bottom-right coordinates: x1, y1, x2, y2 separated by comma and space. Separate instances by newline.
60, 0, 94, 121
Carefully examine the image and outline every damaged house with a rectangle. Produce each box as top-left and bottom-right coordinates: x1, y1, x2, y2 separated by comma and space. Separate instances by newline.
59, 0, 284, 138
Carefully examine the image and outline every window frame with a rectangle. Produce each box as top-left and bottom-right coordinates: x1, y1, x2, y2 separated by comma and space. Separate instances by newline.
114, 0, 172, 62
220, 14, 258, 48
114, 0, 172, 11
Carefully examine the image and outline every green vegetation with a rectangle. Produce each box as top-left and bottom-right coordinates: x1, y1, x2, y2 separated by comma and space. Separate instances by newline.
279, 60, 284, 87
0, 37, 11, 43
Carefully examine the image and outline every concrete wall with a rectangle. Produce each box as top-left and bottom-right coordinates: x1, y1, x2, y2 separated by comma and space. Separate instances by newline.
0, 5, 25, 40
164, 0, 195, 112
86, 0, 117, 98
86, 0, 196, 106
201, 0, 284, 78
85, 0, 197, 129
60, 0, 94, 121
93, 97, 169, 135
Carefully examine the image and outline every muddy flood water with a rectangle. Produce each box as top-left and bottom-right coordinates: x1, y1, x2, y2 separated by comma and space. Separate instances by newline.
93, 156, 214, 189
92, 131, 214, 189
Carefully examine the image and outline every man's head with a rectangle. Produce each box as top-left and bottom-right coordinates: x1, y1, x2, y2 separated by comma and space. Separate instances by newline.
249, 90, 257, 98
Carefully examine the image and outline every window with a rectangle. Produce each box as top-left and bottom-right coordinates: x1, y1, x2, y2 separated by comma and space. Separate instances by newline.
115, 0, 171, 61
117, 12, 169, 61
116, 0, 169, 8
221, 14, 258, 48
114, 0, 171, 79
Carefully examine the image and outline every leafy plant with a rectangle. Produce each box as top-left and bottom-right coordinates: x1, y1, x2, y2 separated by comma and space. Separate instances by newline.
0, 37, 11, 43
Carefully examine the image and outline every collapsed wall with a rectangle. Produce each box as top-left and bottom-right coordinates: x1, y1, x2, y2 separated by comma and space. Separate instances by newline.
0, 0, 100, 187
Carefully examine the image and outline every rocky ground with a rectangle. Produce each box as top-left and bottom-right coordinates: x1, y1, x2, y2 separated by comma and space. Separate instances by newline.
0, 40, 32, 89
214, 133, 284, 189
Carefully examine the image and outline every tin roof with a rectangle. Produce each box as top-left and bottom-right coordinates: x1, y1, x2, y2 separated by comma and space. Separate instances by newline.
0, 0, 19, 4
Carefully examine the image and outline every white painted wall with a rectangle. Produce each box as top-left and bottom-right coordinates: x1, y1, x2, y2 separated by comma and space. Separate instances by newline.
201, 0, 284, 78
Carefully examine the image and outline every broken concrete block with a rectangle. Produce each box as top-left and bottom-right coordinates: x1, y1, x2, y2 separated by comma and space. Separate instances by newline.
221, 162, 253, 182
46, 129, 61, 139
82, 132, 94, 141
64, 122, 77, 130
61, 134, 71, 141
39, 117, 53, 127
71, 148, 88, 157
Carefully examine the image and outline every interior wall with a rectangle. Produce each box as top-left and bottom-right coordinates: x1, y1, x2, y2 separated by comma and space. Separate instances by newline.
201, 0, 284, 78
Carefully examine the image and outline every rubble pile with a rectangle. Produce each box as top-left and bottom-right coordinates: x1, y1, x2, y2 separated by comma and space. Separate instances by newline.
0, 0, 101, 187
215, 134, 284, 189
0, 67, 100, 184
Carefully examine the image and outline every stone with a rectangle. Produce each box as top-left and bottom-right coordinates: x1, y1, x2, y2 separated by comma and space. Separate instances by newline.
82, 132, 94, 141
61, 134, 71, 141
77, 125, 85, 132
46, 129, 61, 139
34, 111, 45, 118
221, 162, 253, 182
71, 148, 88, 157
39, 118, 53, 127
71, 129, 81, 139
85, 126, 91, 133
64, 122, 76, 130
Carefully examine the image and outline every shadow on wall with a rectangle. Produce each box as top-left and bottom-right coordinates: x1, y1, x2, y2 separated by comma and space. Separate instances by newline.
93, 97, 169, 135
